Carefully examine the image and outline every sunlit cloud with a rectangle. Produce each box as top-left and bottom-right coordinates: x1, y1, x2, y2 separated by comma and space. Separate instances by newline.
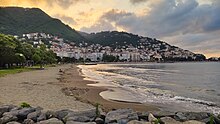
0, 0, 220, 57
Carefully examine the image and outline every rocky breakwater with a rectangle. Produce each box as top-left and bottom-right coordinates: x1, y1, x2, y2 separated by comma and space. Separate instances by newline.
0, 104, 220, 124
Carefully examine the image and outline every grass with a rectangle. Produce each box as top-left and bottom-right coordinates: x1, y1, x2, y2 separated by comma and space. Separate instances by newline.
0, 64, 57, 77
0, 67, 33, 77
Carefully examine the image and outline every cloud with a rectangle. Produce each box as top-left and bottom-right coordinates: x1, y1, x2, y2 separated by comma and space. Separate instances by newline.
80, 19, 116, 33
53, 14, 77, 25
80, 0, 220, 56
45, 0, 89, 8
129, 0, 149, 4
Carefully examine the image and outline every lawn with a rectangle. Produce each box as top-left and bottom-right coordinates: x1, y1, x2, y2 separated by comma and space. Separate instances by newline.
0, 64, 57, 77
0, 68, 33, 77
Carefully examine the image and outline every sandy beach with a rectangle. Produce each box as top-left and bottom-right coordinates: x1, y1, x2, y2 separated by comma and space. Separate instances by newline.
0, 64, 159, 112
0, 64, 94, 111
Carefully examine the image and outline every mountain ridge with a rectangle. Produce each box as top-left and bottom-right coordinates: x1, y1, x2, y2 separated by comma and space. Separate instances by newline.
0, 7, 206, 60
0, 7, 85, 43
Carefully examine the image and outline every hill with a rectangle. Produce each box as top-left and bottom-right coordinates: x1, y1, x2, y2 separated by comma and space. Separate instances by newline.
0, 7, 85, 43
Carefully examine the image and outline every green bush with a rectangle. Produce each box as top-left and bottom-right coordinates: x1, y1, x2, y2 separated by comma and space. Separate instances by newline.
20, 102, 31, 108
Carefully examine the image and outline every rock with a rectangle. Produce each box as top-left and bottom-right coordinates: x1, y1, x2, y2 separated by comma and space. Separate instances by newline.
6, 121, 21, 124
137, 112, 149, 121
182, 120, 205, 124
45, 111, 57, 119
105, 109, 138, 123
174, 112, 209, 122
65, 116, 90, 122
0, 114, 18, 124
213, 115, 220, 124
17, 108, 36, 120
66, 109, 97, 119
23, 119, 35, 124
27, 111, 41, 122
0, 105, 16, 117
3, 110, 19, 117
95, 117, 104, 124
160, 117, 181, 124
127, 120, 151, 124
152, 111, 176, 118
37, 118, 63, 124
66, 121, 95, 124
37, 113, 47, 122
56, 109, 72, 120
35, 107, 43, 112
148, 113, 157, 123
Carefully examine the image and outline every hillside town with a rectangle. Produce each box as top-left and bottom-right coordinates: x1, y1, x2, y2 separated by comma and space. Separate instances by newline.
18, 32, 209, 62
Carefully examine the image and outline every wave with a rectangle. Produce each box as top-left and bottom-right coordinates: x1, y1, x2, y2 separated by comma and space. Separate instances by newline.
78, 64, 220, 114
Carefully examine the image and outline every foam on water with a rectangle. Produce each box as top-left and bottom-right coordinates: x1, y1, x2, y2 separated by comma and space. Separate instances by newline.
78, 63, 220, 114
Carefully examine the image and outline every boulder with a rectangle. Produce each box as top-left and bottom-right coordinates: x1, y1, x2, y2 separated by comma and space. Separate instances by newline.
23, 119, 35, 124
27, 111, 41, 122
66, 121, 95, 124
0, 105, 16, 117
56, 109, 73, 120
127, 120, 151, 124
95, 117, 104, 124
6, 121, 21, 124
37, 113, 47, 122
65, 116, 90, 122
152, 111, 176, 118
148, 113, 157, 123
0, 114, 18, 124
65, 109, 97, 119
105, 109, 138, 123
160, 117, 181, 124
37, 118, 63, 124
137, 112, 149, 121
182, 120, 205, 124
45, 111, 57, 119
174, 112, 209, 122
17, 108, 36, 120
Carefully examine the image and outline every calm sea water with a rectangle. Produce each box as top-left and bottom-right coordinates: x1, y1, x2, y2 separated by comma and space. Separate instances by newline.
79, 62, 220, 114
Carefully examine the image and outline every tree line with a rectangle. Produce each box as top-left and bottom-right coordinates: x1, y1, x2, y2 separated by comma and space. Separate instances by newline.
0, 34, 57, 68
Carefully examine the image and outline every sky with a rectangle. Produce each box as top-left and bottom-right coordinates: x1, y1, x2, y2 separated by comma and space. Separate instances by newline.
0, 0, 220, 57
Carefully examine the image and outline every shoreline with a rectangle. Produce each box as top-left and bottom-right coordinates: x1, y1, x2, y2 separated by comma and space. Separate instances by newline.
61, 64, 159, 112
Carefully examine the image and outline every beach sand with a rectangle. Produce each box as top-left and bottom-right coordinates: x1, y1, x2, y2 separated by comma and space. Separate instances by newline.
0, 64, 159, 112
0, 64, 94, 111
61, 64, 159, 112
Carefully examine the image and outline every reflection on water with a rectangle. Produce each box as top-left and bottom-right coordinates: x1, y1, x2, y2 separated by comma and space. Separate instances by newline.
78, 62, 220, 114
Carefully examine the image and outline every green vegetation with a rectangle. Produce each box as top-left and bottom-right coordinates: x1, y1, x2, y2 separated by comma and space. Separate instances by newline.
102, 54, 119, 62
0, 7, 86, 43
0, 33, 57, 69
154, 118, 164, 124
0, 67, 32, 77
95, 103, 101, 118
84, 31, 142, 47
20, 102, 31, 108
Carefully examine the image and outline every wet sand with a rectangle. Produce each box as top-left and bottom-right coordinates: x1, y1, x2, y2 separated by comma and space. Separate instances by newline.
61, 64, 159, 112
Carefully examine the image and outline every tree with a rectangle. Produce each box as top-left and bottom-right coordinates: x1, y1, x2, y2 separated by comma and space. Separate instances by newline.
32, 53, 41, 64
0, 34, 17, 68
14, 53, 26, 66
102, 54, 117, 62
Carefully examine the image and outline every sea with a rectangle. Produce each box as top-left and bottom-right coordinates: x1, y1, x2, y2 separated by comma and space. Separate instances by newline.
78, 62, 220, 114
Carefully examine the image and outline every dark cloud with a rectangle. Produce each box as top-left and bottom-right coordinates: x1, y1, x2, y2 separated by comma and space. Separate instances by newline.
80, 0, 220, 56
54, 14, 77, 25
129, 0, 148, 4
